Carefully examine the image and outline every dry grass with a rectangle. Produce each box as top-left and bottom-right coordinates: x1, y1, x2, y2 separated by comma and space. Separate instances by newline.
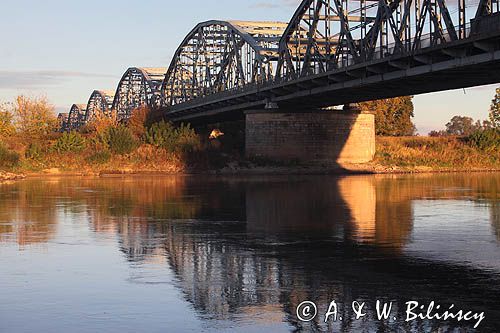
375, 136, 500, 170
0, 135, 185, 175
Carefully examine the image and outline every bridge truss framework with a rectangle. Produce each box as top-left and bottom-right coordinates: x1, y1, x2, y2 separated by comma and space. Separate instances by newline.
61, 0, 500, 128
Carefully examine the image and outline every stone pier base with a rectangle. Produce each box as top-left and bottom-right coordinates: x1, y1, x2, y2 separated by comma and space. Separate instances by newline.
245, 108, 375, 164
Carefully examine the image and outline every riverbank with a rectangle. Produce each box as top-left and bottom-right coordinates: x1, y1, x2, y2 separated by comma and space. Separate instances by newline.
373, 136, 499, 172
0, 171, 25, 181
1, 136, 498, 180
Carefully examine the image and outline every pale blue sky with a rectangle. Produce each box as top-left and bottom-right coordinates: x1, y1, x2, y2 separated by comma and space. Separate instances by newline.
0, 0, 497, 134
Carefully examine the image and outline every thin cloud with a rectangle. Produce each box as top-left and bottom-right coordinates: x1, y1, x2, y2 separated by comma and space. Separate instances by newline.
0, 70, 118, 90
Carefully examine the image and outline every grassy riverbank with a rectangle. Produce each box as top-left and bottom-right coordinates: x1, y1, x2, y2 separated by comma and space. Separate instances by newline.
373, 135, 500, 173
1, 134, 499, 180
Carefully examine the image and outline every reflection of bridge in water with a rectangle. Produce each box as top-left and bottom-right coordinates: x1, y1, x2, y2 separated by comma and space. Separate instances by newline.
0, 175, 499, 331
61, 0, 500, 164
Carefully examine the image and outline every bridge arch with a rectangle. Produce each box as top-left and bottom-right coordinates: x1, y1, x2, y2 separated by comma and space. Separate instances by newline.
67, 104, 87, 130
84, 90, 115, 123
112, 67, 166, 120
161, 20, 287, 106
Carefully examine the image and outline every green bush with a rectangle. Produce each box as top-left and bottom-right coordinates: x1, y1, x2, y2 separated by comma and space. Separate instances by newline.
467, 129, 500, 150
145, 121, 177, 150
53, 132, 86, 153
86, 150, 111, 164
175, 123, 201, 153
145, 121, 200, 153
0, 142, 20, 168
25, 143, 43, 160
106, 126, 137, 155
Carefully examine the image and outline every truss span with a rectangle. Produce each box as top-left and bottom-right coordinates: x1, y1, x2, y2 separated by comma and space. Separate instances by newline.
112, 67, 166, 120
277, 0, 500, 80
84, 90, 115, 123
67, 104, 87, 130
161, 20, 288, 106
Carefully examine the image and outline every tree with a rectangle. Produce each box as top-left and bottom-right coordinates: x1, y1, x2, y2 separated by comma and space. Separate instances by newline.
0, 102, 16, 137
429, 130, 447, 137
12, 95, 57, 138
489, 88, 500, 128
445, 116, 479, 136
359, 96, 416, 136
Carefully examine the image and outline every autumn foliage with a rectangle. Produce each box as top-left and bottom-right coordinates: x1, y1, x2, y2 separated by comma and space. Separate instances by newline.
12, 95, 58, 138
360, 96, 416, 136
127, 106, 150, 138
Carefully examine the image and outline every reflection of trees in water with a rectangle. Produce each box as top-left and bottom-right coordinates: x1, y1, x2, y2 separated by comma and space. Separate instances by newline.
0, 180, 60, 245
82, 177, 202, 232
0, 177, 204, 246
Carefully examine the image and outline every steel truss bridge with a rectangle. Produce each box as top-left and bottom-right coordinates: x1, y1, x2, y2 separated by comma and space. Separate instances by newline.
63, 0, 500, 130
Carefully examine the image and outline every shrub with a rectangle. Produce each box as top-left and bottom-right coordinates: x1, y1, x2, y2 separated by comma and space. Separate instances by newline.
0, 142, 20, 168
106, 126, 137, 155
145, 121, 177, 151
25, 143, 43, 160
145, 121, 200, 153
86, 150, 111, 164
467, 129, 500, 150
53, 131, 86, 153
175, 123, 201, 153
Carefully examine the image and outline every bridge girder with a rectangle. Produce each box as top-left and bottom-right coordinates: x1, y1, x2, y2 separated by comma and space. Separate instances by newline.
161, 20, 288, 106
112, 67, 167, 120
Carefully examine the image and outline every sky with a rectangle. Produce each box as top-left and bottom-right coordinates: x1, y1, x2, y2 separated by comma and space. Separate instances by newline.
0, 0, 497, 134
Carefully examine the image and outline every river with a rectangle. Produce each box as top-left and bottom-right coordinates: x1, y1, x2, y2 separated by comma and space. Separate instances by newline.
0, 173, 499, 332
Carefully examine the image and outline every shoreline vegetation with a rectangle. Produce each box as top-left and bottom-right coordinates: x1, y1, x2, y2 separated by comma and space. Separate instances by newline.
1, 96, 499, 181
1, 135, 499, 181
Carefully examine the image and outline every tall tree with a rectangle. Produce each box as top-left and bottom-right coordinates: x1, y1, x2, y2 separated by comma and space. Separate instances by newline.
12, 95, 57, 138
490, 88, 500, 128
445, 116, 479, 136
360, 96, 416, 136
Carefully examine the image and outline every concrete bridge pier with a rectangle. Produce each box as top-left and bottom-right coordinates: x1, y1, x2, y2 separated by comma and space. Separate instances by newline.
245, 104, 376, 165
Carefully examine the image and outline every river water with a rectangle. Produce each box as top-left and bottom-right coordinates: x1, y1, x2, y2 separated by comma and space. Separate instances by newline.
0, 174, 498, 332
